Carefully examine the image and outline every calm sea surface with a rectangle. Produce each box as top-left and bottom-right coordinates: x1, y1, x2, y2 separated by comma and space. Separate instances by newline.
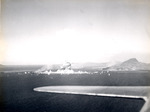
1, 71, 150, 112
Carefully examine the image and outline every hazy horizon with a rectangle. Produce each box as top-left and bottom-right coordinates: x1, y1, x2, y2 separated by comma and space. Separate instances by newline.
1, 56, 150, 65
1, 0, 150, 65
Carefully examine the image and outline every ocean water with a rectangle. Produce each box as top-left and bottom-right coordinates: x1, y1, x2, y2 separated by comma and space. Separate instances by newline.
0, 71, 149, 112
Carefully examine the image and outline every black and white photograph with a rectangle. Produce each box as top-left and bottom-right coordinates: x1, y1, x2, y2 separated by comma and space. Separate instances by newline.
0, 0, 150, 112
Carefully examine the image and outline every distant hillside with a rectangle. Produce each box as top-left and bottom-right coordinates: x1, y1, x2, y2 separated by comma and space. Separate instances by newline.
71, 62, 108, 70
36, 62, 109, 73
0, 64, 4, 71
107, 58, 150, 71
36, 64, 61, 72
0, 64, 4, 68
36, 58, 150, 72
0, 65, 43, 72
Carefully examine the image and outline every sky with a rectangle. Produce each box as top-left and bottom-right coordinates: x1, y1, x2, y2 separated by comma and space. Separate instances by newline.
1, 0, 150, 65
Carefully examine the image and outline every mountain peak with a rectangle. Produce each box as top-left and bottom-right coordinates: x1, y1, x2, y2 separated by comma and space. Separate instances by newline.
107, 58, 150, 71
120, 58, 139, 67
124, 58, 139, 63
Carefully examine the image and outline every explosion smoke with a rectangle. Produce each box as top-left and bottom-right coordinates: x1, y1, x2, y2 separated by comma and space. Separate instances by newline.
60, 62, 71, 70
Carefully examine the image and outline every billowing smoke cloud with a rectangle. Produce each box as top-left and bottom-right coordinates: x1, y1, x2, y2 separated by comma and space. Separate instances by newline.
60, 62, 71, 70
